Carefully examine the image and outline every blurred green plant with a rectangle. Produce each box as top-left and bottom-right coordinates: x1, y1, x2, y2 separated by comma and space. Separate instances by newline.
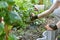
0, 0, 19, 40
0, 0, 52, 40
43, 0, 52, 9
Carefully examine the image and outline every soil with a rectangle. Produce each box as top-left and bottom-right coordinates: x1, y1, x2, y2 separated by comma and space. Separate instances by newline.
16, 15, 57, 40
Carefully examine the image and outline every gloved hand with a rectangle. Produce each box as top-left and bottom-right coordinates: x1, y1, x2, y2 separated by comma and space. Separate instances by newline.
49, 23, 57, 30
30, 13, 38, 21
45, 23, 57, 30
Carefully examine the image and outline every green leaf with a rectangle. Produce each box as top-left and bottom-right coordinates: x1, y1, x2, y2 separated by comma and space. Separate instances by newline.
9, 11, 21, 23
8, 33, 17, 40
0, 23, 4, 35
0, 11, 6, 17
0, 32, 5, 40
0, 36, 4, 40
0, 1, 8, 9
6, 0, 15, 5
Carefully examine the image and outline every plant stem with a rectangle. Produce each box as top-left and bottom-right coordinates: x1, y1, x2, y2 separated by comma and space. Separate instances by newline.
5, 24, 9, 40
39, 0, 43, 4
0, 17, 2, 22
8, 5, 12, 11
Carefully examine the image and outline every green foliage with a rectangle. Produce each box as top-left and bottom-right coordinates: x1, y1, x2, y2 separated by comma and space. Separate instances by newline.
8, 33, 17, 40
0, 0, 18, 40
0, 10, 6, 17
14, 0, 45, 28
0, 23, 4, 35
43, 0, 52, 9
9, 11, 21, 24
0, 1, 8, 9
31, 0, 39, 4
0, 23, 5, 40
6, 0, 15, 5
14, 0, 34, 27
0, 0, 52, 40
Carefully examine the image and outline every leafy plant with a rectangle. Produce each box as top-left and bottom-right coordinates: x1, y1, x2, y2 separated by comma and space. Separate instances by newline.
43, 0, 52, 9
0, 0, 19, 40
0, 0, 52, 40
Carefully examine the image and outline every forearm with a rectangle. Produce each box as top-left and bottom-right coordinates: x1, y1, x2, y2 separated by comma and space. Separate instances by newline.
37, 9, 52, 18
37, 1, 58, 18
37, 7, 57, 18
31, 0, 58, 21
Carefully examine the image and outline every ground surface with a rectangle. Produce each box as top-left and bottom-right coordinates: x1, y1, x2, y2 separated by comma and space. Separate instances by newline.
14, 15, 57, 40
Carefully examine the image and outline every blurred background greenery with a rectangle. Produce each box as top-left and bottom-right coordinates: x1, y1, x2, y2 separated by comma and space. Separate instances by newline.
0, 0, 54, 40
